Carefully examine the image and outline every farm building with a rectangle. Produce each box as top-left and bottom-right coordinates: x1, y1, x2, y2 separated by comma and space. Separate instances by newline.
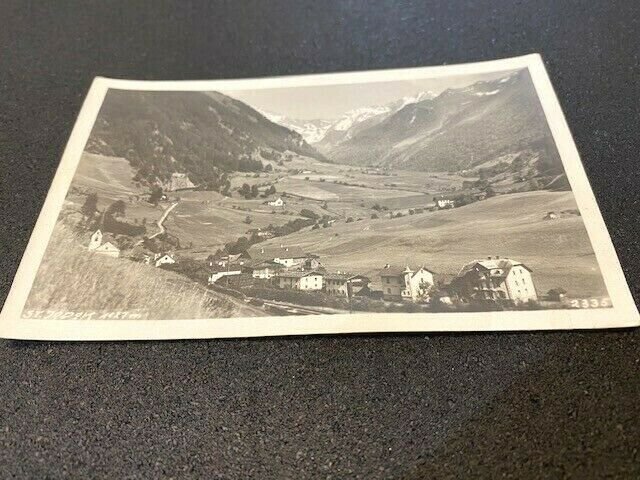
208, 253, 247, 268
87, 229, 120, 258
378, 265, 435, 302
274, 271, 323, 291
243, 260, 283, 279
435, 198, 456, 210
247, 245, 308, 268
323, 273, 370, 297
452, 257, 538, 304
268, 197, 285, 207
208, 266, 243, 285
94, 241, 120, 258
547, 287, 567, 301
154, 253, 176, 268
302, 254, 323, 271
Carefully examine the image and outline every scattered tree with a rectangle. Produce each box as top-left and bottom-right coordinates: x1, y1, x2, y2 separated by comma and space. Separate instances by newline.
81, 193, 99, 218
149, 186, 163, 205
107, 200, 127, 217
300, 208, 319, 220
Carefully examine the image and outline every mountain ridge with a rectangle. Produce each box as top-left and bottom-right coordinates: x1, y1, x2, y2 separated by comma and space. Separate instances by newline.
323, 70, 562, 176
86, 90, 325, 192
260, 90, 437, 147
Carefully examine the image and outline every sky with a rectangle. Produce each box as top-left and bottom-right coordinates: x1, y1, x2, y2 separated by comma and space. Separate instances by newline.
223, 69, 521, 120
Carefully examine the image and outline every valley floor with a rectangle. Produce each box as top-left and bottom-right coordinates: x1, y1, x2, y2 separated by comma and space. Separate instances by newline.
28, 152, 610, 319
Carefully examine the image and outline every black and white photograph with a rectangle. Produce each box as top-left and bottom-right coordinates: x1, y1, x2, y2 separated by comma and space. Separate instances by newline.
1, 54, 637, 339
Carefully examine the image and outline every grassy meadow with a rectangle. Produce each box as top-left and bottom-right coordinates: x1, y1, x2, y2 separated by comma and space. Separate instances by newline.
58, 151, 609, 307
23, 225, 263, 320
256, 190, 609, 298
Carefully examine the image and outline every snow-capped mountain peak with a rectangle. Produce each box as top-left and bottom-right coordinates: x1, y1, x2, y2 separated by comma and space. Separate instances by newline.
256, 90, 438, 145
256, 109, 333, 144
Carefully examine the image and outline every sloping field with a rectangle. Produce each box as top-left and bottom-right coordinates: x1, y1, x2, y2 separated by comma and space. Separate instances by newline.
24, 225, 264, 320
73, 152, 138, 197
163, 191, 307, 248
277, 177, 422, 202
257, 191, 608, 297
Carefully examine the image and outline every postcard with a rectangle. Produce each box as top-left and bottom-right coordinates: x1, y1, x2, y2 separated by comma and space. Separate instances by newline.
1, 54, 637, 340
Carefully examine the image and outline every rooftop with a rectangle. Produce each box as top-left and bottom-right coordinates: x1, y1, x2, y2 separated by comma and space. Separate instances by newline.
275, 270, 321, 278
378, 265, 435, 277
323, 272, 368, 281
457, 257, 531, 277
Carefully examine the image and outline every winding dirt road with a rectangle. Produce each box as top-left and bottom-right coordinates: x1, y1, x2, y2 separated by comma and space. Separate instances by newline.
148, 202, 179, 239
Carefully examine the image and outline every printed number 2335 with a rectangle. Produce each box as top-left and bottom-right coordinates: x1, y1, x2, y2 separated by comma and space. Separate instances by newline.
570, 298, 610, 308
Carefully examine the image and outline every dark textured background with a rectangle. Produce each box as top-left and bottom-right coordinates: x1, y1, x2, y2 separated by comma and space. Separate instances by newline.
1, 1, 639, 478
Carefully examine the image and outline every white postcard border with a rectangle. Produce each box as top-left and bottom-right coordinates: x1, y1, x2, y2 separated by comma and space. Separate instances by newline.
1, 54, 637, 340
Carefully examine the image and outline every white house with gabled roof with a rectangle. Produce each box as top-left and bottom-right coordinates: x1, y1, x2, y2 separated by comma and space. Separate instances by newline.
378, 265, 435, 302
452, 256, 537, 304
88, 229, 120, 258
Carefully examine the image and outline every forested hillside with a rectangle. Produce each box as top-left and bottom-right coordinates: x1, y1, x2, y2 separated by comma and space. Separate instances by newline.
325, 69, 563, 178
85, 90, 325, 191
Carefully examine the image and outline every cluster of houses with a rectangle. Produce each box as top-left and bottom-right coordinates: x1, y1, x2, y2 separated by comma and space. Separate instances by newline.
87, 229, 540, 307
206, 243, 540, 306
370, 258, 536, 305
88, 229, 177, 268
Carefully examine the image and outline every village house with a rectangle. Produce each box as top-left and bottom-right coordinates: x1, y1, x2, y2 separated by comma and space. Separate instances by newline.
452, 257, 538, 304
243, 260, 283, 279
154, 253, 176, 268
87, 229, 120, 258
208, 253, 247, 268
257, 230, 274, 239
246, 245, 308, 268
267, 197, 285, 207
274, 271, 323, 291
435, 198, 455, 209
302, 254, 323, 271
547, 287, 567, 302
378, 265, 435, 302
323, 273, 370, 297
208, 265, 243, 285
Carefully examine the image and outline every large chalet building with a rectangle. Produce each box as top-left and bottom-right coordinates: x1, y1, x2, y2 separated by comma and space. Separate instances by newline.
451, 257, 538, 304
243, 260, 283, 279
323, 273, 370, 297
378, 265, 435, 302
274, 271, 324, 291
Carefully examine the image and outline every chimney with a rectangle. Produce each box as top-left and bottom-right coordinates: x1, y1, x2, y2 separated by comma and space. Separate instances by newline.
384, 264, 390, 269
